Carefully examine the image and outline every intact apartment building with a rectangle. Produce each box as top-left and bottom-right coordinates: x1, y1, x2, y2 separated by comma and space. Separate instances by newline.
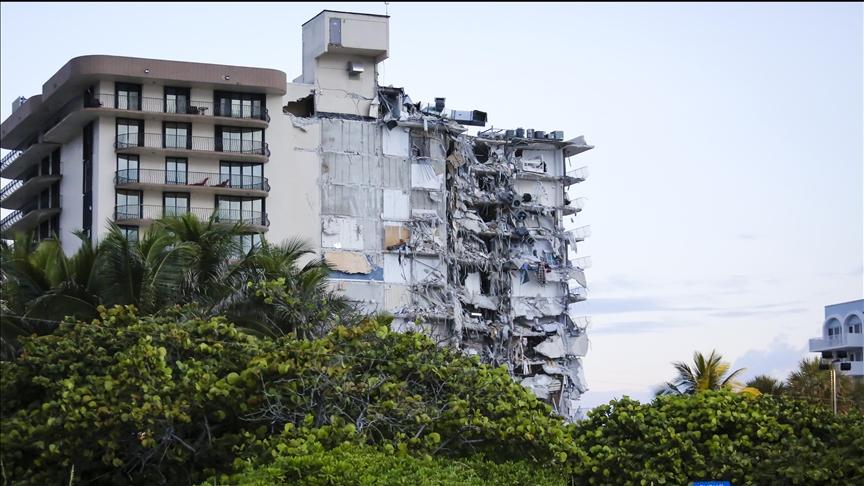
809, 299, 864, 380
0, 10, 594, 419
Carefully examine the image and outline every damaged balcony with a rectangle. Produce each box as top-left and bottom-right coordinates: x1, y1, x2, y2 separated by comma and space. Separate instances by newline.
114, 169, 269, 198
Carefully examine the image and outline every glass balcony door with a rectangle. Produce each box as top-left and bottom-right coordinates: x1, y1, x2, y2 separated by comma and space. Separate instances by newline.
165, 158, 188, 185
165, 87, 190, 114
116, 190, 142, 220
163, 193, 190, 217
164, 123, 191, 149
117, 154, 139, 184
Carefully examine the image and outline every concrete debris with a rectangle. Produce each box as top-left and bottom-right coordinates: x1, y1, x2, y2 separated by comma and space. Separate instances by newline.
317, 85, 593, 421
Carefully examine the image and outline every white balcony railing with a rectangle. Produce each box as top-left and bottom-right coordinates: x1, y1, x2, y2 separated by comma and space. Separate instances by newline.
809, 333, 864, 351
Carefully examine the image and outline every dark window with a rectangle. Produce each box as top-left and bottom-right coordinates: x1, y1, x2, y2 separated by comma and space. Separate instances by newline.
219, 161, 263, 189
216, 196, 264, 225
163, 192, 190, 217
116, 190, 142, 221
116, 118, 143, 148
165, 157, 188, 185
117, 154, 139, 183
164, 87, 191, 114
236, 233, 262, 254
118, 225, 139, 242
214, 91, 265, 119
115, 83, 142, 110
216, 126, 264, 154
163, 122, 191, 149
83, 122, 94, 237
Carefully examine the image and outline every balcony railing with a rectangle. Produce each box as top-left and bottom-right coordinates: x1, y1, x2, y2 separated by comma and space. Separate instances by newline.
114, 204, 269, 227
565, 166, 589, 184
0, 179, 24, 201
809, 333, 864, 351
88, 93, 270, 122
0, 200, 58, 233
114, 168, 270, 192
1, 150, 22, 174
115, 133, 269, 157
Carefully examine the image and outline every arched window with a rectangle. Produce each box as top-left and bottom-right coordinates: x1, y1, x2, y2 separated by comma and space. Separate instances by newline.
845, 314, 862, 334
825, 318, 842, 338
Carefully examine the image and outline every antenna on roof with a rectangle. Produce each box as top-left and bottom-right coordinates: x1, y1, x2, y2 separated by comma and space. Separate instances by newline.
385, 2, 389, 15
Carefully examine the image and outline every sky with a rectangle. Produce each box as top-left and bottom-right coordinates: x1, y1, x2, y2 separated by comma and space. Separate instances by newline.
1, 2, 862, 408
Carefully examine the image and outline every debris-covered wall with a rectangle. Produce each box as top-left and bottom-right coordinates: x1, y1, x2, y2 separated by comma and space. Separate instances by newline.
295, 85, 593, 421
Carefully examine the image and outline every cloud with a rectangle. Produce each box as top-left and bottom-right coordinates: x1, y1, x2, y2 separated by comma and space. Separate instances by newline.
591, 320, 684, 335
736, 233, 758, 240
586, 297, 716, 314
732, 336, 811, 382
709, 306, 807, 318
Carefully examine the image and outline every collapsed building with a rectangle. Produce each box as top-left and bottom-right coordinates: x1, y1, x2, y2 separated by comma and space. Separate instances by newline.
0, 9, 593, 419
290, 11, 594, 420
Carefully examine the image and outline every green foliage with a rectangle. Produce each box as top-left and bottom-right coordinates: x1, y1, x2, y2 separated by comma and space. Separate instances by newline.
571, 391, 864, 485
1, 307, 575, 484
1, 305, 268, 484
209, 441, 567, 486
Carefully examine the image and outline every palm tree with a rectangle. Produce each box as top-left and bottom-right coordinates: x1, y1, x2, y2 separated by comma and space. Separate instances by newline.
1, 231, 101, 359
785, 357, 863, 413
223, 238, 357, 339
96, 223, 193, 314
658, 350, 759, 396
155, 213, 254, 311
1, 216, 360, 359
746, 375, 786, 395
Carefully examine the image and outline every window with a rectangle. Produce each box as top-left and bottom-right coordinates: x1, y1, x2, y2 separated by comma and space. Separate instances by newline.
116, 119, 143, 148
856, 324, 862, 333
115, 83, 141, 110
236, 233, 262, 254
163, 192, 190, 217
220, 162, 264, 189
214, 92, 265, 119
117, 154, 139, 184
217, 196, 264, 225
165, 157, 188, 185
115, 190, 142, 220
216, 126, 263, 154
118, 225, 139, 242
165, 87, 190, 114
164, 122, 191, 149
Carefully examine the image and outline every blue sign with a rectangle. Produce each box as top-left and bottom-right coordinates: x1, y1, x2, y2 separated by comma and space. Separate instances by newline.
693, 482, 731, 486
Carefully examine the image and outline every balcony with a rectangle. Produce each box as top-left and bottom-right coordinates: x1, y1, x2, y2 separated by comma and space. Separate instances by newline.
0, 141, 59, 179
809, 333, 864, 352
42, 93, 269, 144
113, 204, 269, 231
1, 170, 62, 209
115, 133, 269, 163
0, 201, 61, 237
564, 166, 589, 186
114, 169, 269, 197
